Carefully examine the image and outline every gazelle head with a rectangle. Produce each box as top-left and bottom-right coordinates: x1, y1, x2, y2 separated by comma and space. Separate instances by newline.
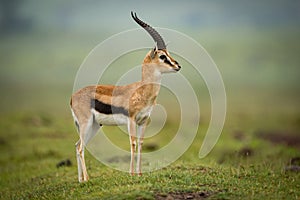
131, 12, 181, 73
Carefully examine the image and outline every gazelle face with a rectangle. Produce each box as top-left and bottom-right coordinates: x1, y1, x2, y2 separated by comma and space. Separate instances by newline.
152, 49, 181, 73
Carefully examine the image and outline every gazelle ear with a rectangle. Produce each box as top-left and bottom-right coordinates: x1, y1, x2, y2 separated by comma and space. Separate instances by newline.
150, 46, 157, 59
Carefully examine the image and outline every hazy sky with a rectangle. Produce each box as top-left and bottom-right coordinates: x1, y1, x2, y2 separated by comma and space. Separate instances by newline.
3, 0, 299, 34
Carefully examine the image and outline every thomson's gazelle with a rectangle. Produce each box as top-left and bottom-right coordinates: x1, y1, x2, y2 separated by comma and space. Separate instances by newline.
70, 12, 181, 182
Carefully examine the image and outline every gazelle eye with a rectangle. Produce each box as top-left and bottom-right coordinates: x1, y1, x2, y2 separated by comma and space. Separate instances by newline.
159, 55, 166, 60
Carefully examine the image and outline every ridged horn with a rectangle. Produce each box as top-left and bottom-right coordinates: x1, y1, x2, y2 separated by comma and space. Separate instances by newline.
131, 11, 166, 50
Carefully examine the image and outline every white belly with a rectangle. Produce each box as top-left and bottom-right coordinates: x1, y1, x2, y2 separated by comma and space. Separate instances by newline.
91, 109, 128, 126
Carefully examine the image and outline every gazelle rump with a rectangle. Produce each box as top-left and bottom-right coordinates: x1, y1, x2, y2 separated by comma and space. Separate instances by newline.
70, 12, 181, 182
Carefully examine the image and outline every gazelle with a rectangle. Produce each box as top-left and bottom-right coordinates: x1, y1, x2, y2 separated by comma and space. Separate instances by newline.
70, 12, 181, 182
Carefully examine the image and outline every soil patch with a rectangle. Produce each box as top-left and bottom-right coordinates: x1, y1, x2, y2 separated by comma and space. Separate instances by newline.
238, 147, 254, 157
256, 131, 300, 149
155, 191, 211, 200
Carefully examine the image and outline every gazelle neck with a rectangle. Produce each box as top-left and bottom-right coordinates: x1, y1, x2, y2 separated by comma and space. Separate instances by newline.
140, 63, 162, 101
141, 63, 162, 84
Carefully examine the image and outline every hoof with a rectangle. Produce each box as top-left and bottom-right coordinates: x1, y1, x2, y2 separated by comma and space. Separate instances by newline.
79, 175, 89, 183
79, 178, 89, 183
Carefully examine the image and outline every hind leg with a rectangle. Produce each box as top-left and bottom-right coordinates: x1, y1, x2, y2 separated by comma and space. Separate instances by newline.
76, 138, 88, 182
75, 115, 100, 182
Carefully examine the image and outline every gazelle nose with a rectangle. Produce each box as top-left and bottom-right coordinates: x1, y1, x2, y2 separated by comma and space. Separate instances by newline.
175, 65, 181, 71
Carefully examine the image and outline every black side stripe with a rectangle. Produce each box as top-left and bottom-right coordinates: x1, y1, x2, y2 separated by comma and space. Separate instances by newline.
91, 99, 129, 116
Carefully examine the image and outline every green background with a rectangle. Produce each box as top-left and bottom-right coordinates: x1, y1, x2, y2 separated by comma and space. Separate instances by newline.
0, 1, 299, 199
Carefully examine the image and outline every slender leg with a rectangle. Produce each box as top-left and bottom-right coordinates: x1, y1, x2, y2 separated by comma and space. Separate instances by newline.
76, 115, 100, 182
137, 125, 146, 176
76, 138, 88, 182
80, 139, 89, 181
128, 119, 136, 175
75, 140, 83, 182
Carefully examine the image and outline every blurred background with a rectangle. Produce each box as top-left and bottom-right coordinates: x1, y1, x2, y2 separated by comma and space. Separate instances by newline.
0, 0, 299, 157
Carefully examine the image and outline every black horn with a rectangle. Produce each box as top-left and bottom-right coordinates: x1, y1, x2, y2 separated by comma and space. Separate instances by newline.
131, 11, 166, 50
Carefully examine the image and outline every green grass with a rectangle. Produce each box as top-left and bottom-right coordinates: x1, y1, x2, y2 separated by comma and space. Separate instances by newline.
0, 111, 299, 199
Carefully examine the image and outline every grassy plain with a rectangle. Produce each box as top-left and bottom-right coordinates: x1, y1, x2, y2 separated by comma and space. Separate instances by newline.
0, 29, 299, 199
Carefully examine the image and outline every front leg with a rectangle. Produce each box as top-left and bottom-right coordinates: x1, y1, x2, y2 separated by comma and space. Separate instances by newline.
128, 118, 136, 175
137, 124, 146, 176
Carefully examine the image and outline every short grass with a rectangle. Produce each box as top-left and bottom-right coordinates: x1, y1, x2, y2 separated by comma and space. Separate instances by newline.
0, 111, 299, 199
